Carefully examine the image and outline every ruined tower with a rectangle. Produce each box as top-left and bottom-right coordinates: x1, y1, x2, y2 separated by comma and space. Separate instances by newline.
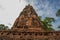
0, 4, 60, 40
12, 4, 45, 32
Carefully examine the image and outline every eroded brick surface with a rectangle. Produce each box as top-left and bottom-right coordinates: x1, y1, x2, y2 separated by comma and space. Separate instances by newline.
0, 4, 60, 40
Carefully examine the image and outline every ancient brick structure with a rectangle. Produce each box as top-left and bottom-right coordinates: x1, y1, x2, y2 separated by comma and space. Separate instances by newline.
0, 4, 60, 40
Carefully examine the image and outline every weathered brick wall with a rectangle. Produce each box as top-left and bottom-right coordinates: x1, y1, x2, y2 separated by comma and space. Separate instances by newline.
0, 5, 60, 40
0, 30, 60, 40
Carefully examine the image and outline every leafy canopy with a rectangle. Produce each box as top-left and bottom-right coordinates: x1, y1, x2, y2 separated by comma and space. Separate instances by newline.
0, 24, 9, 30
38, 16, 55, 30
56, 9, 60, 17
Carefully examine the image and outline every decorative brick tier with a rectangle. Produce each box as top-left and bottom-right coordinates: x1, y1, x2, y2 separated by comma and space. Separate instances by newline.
0, 4, 60, 40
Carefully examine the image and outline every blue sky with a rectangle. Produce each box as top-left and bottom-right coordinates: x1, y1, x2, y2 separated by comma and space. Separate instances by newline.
25, 0, 60, 30
0, 0, 60, 30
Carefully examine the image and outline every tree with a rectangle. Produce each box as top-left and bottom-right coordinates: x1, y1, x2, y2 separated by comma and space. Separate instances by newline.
39, 16, 55, 30
0, 24, 9, 30
38, 16, 42, 20
56, 9, 60, 17
56, 9, 60, 29
58, 26, 60, 28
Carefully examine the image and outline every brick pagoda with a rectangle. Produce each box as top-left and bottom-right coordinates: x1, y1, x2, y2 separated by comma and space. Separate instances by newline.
0, 4, 60, 40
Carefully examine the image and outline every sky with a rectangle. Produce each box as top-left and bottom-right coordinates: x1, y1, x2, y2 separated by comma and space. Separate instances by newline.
0, 0, 60, 30
25, 0, 60, 30
0, 0, 27, 28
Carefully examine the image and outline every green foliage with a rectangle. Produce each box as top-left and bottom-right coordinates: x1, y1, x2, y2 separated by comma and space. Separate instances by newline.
56, 9, 60, 17
0, 24, 9, 30
58, 26, 60, 28
39, 16, 55, 30
38, 16, 42, 20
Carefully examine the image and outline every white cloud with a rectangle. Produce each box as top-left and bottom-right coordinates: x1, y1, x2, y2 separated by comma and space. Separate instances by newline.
25, 0, 60, 30
0, 0, 27, 28
0, 0, 60, 30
